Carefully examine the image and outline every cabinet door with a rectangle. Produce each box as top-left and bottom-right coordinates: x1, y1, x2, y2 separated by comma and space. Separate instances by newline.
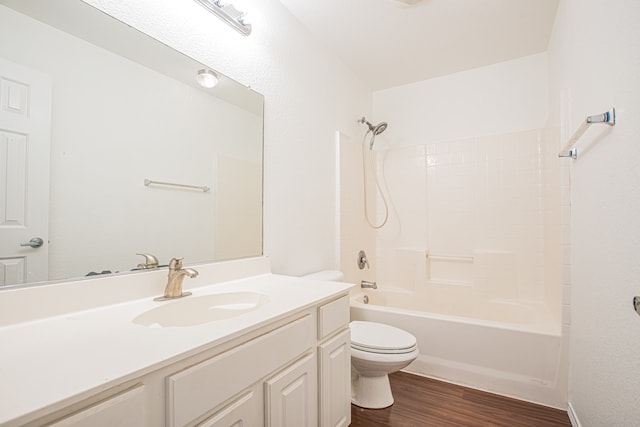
197, 388, 262, 427
319, 329, 351, 427
265, 353, 317, 427
47, 385, 147, 427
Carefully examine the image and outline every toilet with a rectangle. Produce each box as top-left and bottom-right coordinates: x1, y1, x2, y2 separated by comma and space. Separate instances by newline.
302, 270, 419, 409
349, 320, 419, 408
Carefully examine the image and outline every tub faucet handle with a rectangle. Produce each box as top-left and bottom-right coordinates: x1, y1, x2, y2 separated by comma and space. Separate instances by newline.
358, 250, 370, 270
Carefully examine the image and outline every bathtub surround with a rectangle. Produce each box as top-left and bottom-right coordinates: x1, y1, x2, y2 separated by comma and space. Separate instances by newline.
374, 129, 551, 303
341, 53, 568, 408
370, 55, 557, 315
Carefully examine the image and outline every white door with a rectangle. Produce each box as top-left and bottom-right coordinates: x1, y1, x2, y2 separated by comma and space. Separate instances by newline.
0, 58, 52, 286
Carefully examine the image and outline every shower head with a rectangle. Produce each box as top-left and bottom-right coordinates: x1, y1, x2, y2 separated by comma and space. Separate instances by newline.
359, 117, 388, 149
372, 122, 388, 135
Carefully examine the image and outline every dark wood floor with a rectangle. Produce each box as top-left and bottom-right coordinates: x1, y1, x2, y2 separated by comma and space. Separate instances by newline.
350, 372, 571, 427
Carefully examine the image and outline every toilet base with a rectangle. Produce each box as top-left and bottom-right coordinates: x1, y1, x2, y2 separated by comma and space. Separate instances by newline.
351, 372, 394, 409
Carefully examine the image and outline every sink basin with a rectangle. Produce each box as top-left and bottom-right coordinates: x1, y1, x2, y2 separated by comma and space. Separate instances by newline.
133, 292, 270, 327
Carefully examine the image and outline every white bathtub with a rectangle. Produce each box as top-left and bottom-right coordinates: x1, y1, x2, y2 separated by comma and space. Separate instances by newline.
350, 288, 566, 409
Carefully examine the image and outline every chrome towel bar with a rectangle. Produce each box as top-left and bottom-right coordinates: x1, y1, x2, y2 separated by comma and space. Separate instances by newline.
559, 108, 616, 159
144, 179, 210, 192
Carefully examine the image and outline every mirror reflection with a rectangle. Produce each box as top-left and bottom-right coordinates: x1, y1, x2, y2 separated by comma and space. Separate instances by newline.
0, 0, 263, 288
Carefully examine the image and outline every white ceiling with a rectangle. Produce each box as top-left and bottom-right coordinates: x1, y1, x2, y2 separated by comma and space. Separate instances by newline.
278, 0, 559, 91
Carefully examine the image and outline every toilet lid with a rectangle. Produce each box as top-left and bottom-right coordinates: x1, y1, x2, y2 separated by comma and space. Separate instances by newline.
350, 321, 417, 354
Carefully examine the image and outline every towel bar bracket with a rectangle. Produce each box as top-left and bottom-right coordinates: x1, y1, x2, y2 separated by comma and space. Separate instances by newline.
558, 107, 616, 159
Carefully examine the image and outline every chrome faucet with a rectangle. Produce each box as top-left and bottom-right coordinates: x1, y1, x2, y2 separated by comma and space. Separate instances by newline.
154, 258, 198, 301
361, 280, 377, 289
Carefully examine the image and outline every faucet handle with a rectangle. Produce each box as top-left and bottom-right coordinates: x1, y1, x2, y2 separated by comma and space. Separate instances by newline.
136, 253, 159, 269
169, 257, 184, 270
358, 250, 370, 270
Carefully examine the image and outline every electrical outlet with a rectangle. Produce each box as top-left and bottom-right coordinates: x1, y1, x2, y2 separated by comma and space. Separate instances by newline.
634, 296, 640, 316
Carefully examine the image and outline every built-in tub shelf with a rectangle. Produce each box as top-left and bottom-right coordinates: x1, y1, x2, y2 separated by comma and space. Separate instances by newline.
426, 251, 474, 286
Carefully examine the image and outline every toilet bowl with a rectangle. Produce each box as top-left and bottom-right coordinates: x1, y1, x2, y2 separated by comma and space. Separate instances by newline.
301, 271, 418, 409
350, 320, 419, 409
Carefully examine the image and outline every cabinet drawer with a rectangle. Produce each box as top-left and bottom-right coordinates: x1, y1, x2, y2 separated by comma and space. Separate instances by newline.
47, 385, 146, 427
167, 314, 314, 427
318, 295, 349, 340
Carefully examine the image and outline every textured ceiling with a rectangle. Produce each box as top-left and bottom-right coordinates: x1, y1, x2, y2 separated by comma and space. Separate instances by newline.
278, 0, 559, 90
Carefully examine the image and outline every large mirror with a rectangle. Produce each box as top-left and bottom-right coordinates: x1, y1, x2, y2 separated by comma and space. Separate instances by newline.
0, 0, 263, 288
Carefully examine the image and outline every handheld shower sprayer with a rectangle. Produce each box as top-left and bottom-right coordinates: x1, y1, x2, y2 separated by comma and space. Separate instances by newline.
357, 116, 390, 229
358, 117, 388, 149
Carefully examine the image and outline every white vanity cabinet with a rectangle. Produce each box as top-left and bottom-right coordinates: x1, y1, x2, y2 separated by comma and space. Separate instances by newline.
176, 295, 352, 427
171, 295, 351, 427
168, 314, 315, 426
6, 288, 352, 427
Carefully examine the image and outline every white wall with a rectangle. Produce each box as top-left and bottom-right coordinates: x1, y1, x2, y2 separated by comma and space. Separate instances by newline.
373, 53, 548, 148
547, 0, 640, 425
82, 0, 372, 276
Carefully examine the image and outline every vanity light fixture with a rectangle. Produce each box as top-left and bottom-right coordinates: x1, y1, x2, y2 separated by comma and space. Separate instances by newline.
194, 0, 252, 36
196, 69, 219, 88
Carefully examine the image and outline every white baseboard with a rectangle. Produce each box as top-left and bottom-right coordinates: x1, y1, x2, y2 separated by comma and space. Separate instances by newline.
567, 402, 581, 427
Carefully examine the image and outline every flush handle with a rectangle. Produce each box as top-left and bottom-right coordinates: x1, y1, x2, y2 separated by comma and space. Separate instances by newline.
633, 296, 640, 317
20, 237, 44, 248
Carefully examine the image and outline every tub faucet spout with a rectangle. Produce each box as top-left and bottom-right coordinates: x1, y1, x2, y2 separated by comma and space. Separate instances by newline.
361, 280, 377, 289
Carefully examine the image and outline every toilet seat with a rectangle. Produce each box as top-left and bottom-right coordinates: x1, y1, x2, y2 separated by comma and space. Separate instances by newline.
350, 321, 417, 355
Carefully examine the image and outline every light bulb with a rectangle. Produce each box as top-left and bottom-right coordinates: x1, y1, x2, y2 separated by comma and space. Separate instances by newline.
196, 69, 218, 88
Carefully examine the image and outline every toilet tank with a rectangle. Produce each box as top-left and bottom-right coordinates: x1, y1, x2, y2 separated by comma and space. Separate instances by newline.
302, 270, 345, 282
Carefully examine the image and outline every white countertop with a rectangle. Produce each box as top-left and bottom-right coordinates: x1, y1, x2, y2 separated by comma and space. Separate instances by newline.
0, 273, 352, 426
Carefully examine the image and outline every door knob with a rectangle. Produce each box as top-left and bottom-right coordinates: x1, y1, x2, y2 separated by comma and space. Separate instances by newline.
20, 237, 44, 248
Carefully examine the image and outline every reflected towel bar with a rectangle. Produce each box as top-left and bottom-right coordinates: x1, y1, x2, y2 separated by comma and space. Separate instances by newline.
144, 179, 210, 192
559, 108, 616, 159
